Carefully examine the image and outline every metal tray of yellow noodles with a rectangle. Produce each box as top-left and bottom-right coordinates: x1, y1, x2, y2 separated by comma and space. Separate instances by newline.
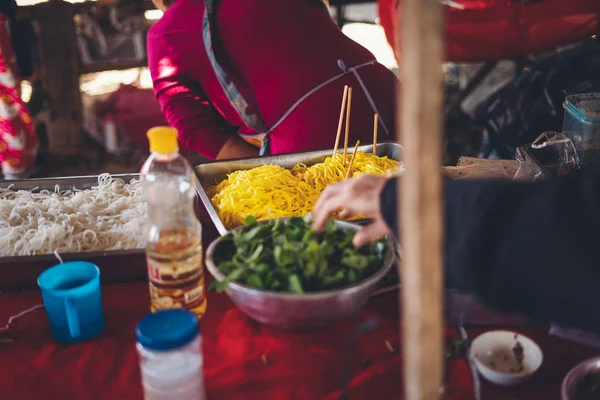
193, 141, 403, 236
0, 174, 147, 289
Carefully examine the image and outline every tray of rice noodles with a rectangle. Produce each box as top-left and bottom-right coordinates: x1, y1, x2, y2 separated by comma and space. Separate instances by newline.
194, 142, 402, 235
0, 173, 149, 289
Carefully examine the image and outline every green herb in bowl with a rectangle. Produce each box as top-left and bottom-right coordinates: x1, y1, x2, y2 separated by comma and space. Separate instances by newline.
209, 215, 388, 294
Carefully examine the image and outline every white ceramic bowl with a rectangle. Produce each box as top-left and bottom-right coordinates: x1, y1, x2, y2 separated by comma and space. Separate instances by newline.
470, 330, 543, 386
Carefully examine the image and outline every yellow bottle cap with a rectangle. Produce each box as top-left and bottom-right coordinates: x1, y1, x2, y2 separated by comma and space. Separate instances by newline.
147, 127, 179, 154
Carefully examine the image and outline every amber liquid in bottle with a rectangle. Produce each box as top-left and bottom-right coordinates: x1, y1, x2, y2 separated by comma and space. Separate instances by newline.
146, 228, 207, 318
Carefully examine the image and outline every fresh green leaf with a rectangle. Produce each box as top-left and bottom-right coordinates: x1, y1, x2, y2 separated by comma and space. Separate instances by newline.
288, 274, 304, 294
209, 217, 388, 293
242, 225, 270, 242
209, 279, 231, 293
252, 263, 269, 274
342, 253, 369, 269
244, 215, 257, 226
347, 269, 357, 283
246, 244, 264, 263
227, 268, 245, 282
247, 274, 263, 289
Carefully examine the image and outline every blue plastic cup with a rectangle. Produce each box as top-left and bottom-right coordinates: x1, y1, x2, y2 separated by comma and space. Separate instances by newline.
37, 261, 104, 343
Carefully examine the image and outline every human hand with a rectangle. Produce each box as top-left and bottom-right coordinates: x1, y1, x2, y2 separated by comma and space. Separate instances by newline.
312, 175, 392, 247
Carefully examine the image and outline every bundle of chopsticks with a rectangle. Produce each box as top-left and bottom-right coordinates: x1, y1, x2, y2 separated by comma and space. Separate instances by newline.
331, 85, 379, 179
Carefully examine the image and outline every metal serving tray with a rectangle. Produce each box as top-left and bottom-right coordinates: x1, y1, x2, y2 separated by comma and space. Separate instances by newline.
193, 142, 403, 236
0, 174, 147, 289
0, 173, 139, 192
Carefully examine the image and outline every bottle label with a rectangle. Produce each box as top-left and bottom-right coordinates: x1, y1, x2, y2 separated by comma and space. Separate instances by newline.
148, 263, 162, 282
145, 228, 206, 317
146, 258, 206, 315
184, 285, 204, 305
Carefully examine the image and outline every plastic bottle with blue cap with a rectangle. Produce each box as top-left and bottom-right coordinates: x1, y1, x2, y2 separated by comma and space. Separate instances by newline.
136, 309, 206, 400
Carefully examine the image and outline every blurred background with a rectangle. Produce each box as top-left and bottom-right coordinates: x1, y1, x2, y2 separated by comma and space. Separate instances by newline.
9, 0, 600, 176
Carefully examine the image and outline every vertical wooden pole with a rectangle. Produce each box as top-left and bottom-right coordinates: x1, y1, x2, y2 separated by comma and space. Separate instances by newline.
398, 0, 444, 399
36, 0, 83, 155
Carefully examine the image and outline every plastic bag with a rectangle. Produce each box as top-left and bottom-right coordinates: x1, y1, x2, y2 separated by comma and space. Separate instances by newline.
549, 325, 600, 350
476, 41, 600, 159
514, 131, 580, 181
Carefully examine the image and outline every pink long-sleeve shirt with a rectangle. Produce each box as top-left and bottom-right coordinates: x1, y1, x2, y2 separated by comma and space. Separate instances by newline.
147, 0, 397, 159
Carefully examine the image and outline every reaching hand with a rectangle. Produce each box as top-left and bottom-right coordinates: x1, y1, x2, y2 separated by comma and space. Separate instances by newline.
312, 175, 392, 247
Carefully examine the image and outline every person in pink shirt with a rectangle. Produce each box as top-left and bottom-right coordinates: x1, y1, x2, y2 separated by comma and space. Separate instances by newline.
147, 0, 397, 160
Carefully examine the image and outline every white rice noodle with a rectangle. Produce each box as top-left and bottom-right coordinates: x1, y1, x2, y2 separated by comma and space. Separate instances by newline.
0, 173, 147, 257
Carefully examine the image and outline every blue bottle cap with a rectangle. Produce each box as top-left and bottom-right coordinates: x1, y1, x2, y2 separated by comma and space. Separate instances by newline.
136, 310, 199, 351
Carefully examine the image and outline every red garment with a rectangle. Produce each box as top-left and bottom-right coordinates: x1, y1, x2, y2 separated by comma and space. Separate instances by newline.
379, 0, 600, 62
0, 15, 38, 177
147, 0, 397, 159
92, 84, 168, 150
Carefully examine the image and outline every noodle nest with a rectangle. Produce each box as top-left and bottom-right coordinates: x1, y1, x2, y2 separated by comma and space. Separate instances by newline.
0, 173, 147, 257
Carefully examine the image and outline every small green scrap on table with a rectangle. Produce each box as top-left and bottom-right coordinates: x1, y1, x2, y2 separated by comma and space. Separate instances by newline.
209, 215, 388, 293
446, 339, 469, 359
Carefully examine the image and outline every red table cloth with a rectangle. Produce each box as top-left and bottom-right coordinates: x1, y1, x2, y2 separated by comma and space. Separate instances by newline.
0, 280, 598, 400
0, 282, 478, 400
2, 278, 600, 399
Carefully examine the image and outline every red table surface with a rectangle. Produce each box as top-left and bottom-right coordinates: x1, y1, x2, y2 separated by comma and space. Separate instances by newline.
0, 280, 478, 400
0, 280, 598, 400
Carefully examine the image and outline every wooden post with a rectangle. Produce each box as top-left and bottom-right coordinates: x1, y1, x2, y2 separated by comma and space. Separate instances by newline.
398, 0, 444, 399
36, 0, 83, 155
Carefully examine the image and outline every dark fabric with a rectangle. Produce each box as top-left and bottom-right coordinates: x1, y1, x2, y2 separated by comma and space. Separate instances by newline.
0, 0, 36, 78
381, 170, 600, 333
0, 0, 16, 17
10, 19, 37, 78
380, 177, 398, 236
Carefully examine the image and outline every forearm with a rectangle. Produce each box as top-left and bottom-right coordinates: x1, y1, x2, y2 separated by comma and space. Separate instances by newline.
216, 136, 259, 160
160, 96, 230, 159
148, 33, 231, 159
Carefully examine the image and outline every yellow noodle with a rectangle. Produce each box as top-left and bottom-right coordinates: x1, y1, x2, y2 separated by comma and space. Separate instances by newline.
210, 152, 402, 229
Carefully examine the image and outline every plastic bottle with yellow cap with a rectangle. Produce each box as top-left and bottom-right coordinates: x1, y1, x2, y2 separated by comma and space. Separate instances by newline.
140, 127, 207, 319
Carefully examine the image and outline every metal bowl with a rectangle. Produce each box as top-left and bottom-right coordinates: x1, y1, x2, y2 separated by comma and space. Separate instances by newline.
562, 356, 600, 400
205, 220, 396, 330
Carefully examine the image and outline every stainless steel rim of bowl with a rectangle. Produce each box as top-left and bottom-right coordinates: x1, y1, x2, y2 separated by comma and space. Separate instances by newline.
205, 219, 396, 299
561, 356, 600, 400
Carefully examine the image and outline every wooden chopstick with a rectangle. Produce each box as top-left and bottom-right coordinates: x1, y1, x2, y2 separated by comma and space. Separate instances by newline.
343, 87, 353, 164
372, 283, 401, 297
345, 140, 360, 179
332, 85, 349, 160
373, 113, 378, 155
